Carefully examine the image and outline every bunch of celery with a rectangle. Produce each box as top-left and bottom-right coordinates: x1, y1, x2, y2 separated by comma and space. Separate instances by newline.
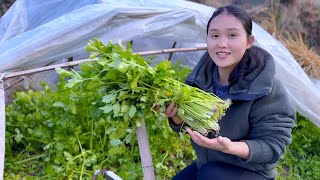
57, 39, 231, 135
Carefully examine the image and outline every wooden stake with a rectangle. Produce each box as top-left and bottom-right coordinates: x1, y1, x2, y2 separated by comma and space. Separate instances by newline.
136, 119, 155, 180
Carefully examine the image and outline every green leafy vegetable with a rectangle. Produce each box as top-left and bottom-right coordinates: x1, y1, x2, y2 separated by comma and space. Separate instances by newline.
56, 39, 231, 135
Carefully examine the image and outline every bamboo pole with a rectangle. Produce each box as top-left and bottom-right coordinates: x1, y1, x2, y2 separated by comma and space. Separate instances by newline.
3, 59, 95, 79
0, 77, 5, 179
137, 46, 207, 56
136, 119, 155, 180
3, 46, 207, 80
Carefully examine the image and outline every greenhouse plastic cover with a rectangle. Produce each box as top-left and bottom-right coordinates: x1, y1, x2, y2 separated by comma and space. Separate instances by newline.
1, 0, 320, 177
1, 0, 320, 140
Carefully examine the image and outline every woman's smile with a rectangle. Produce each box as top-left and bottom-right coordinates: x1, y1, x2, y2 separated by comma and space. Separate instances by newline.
216, 51, 231, 59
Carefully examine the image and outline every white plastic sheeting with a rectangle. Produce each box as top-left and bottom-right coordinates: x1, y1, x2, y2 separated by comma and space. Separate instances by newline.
0, 0, 212, 71
1, 0, 320, 178
0, 0, 320, 169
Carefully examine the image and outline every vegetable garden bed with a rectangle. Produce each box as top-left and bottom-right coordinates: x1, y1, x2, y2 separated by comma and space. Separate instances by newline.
1, 41, 210, 179
1, 40, 320, 180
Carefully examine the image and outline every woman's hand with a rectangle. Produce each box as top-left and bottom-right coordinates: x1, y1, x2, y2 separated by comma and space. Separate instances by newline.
186, 128, 249, 159
164, 103, 183, 125
187, 128, 231, 151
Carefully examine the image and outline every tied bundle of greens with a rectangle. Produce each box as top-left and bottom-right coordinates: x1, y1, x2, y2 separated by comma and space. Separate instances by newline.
56, 39, 231, 135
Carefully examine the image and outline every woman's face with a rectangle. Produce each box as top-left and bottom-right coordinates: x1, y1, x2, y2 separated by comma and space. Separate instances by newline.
206, 13, 254, 73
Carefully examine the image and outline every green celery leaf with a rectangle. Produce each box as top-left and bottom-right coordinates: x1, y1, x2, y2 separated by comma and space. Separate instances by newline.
130, 74, 140, 89
108, 55, 122, 68
126, 72, 133, 81
147, 66, 155, 75
104, 69, 123, 81
86, 76, 104, 90
118, 91, 130, 100
102, 93, 117, 104
113, 102, 121, 115
66, 78, 83, 88
128, 105, 137, 118
89, 51, 100, 59
123, 113, 130, 121
67, 103, 77, 114
106, 127, 117, 135
118, 62, 130, 73
108, 145, 125, 155
96, 56, 109, 66
110, 129, 126, 139
124, 130, 133, 144
14, 128, 23, 143
100, 104, 113, 113
63, 151, 73, 162
121, 103, 130, 113
52, 102, 65, 108
56, 67, 74, 77
140, 96, 148, 102
110, 139, 123, 146
134, 117, 142, 127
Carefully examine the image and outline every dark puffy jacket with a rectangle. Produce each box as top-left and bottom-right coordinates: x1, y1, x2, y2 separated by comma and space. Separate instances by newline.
169, 46, 296, 179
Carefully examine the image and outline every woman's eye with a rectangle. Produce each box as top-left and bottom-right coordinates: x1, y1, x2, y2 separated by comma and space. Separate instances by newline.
211, 34, 218, 38
229, 34, 236, 37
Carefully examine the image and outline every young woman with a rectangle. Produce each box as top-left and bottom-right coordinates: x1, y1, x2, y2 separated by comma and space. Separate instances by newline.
165, 5, 296, 180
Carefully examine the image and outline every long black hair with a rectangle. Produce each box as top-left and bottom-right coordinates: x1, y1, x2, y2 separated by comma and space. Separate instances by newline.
207, 5, 264, 88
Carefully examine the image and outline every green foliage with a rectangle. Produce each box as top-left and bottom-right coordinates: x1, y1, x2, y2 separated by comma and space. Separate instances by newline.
4, 47, 195, 179
277, 114, 320, 180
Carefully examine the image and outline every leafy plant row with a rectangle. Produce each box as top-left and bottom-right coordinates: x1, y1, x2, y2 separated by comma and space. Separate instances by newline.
5, 42, 197, 179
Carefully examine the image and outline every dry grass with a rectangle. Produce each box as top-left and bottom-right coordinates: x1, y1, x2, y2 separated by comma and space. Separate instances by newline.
248, 5, 280, 38
251, 0, 320, 80
280, 34, 320, 79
